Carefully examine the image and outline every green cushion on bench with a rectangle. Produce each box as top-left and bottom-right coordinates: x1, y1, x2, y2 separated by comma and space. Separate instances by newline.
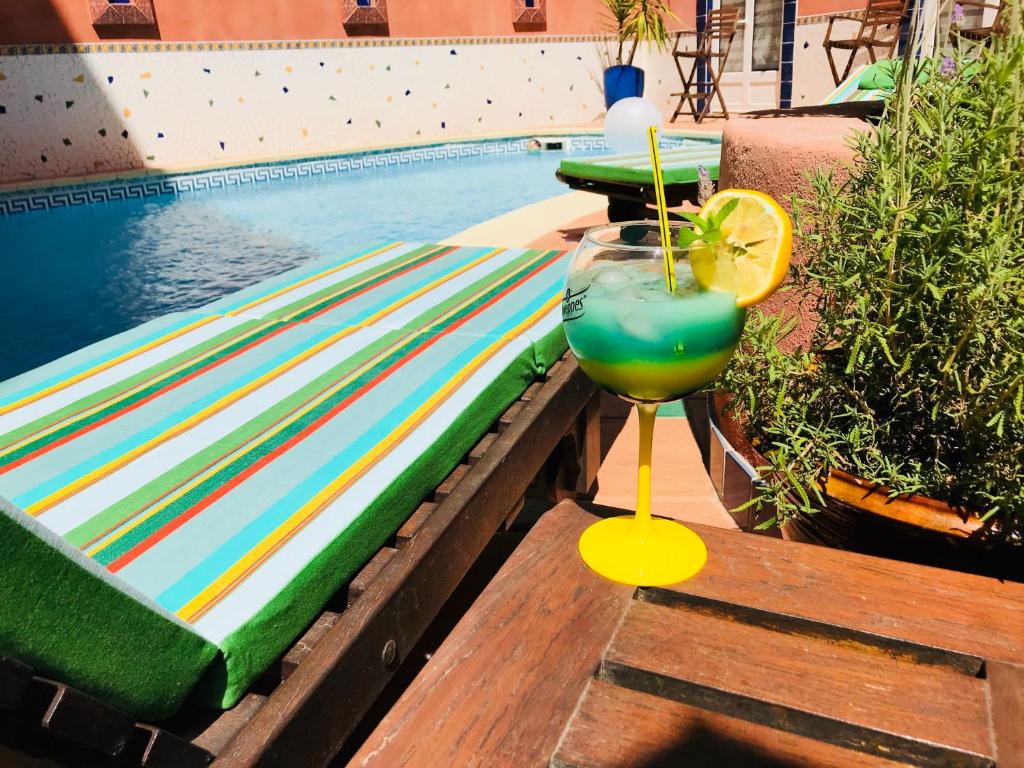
558, 142, 721, 186
0, 496, 218, 719
0, 241, 571, 717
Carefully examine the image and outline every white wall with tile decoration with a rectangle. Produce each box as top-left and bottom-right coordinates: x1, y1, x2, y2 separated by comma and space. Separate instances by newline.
0, 37, 694, 185
791, 17, 882, 107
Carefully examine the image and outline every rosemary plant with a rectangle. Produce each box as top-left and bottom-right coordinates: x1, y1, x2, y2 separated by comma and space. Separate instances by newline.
721, 0, 1024, 540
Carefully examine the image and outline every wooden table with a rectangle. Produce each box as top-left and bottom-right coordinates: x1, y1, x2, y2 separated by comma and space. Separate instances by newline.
349, 501, 1024, 768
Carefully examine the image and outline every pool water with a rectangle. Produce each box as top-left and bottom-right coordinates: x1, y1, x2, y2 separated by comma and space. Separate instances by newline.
0, 136, 715, 381
0, 144, 611, 380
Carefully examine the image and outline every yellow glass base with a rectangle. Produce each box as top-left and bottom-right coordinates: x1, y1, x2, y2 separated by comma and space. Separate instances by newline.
578, 515, 708, 586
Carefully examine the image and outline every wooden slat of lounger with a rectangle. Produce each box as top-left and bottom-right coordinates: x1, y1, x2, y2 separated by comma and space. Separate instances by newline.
519, 381, 544, 402
349, 496, 634, 768
497, 400, 524, 433
214, 356, 599, 768
280, 612, 342, 680
346, 548, 398, 608
467, 432, 497, 464
130, 723, 213, 768
394, 501, 439, 545
601, 600, 992, 766
433, 463, 470, 503
638, 521, 1024, 670
193, 694, 268, 757
552, 680, 914, 768
30, 678, 136, 758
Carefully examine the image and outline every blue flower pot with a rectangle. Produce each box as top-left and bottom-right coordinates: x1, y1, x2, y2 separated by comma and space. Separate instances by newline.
604, 65, 645, 108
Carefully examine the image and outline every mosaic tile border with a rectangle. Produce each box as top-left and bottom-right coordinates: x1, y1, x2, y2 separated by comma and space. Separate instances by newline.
0, 34, 613, 57
797, 10, 866, 26
0, 134, 709, 216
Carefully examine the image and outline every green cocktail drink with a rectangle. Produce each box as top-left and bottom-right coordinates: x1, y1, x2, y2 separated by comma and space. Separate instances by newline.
562, 260, 745, 402
564, 195, 791, 587
562, 220, 752, 588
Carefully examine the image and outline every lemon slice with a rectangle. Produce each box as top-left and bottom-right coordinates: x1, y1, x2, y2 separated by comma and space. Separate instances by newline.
689, 189, 793, 307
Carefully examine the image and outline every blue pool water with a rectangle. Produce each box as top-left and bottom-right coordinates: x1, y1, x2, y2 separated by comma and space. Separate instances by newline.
0, 136, 711, 380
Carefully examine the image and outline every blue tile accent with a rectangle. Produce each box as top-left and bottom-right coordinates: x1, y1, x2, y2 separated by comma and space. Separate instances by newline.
899, 0, 917, 54
696, 0, 712, 113
0, 135, 705, 216
779, 0, 797, 108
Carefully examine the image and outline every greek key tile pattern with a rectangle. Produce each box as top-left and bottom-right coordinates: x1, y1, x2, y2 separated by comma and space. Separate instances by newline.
0, 134, 697, 216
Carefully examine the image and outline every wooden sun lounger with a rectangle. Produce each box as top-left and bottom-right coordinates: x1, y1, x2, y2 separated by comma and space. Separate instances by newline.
0, 353, 601, 768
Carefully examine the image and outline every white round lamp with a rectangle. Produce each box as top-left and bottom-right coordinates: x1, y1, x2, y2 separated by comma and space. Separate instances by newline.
604, 97, 663, 154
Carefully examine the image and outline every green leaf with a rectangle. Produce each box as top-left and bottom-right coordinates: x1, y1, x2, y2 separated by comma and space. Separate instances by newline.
711, 198, 740, 228
677, 228, 701, 247
680, 211, 706, 230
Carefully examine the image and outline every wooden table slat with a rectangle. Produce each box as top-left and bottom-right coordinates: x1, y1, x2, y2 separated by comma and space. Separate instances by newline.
603, 599, 992, 766
650, 520, 1024, 666
552, 679, 915, 768
987, 661, 1024, 768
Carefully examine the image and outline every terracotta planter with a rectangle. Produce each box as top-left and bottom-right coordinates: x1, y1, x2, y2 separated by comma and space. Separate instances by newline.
709, 392, 1020, 579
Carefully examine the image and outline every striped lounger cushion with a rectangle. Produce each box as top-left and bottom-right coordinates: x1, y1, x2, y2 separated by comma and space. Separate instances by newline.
0, 241, 571, 718
820, 63, 888, 104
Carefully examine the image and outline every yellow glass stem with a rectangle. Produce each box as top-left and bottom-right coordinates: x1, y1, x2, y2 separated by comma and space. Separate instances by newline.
576, 398, 709, 586
633, 402, 658, 538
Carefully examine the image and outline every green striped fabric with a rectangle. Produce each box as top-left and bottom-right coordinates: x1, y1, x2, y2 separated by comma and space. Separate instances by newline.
558, 141, 722, 186
820, 64, 888, 104
0, 241, 571, 716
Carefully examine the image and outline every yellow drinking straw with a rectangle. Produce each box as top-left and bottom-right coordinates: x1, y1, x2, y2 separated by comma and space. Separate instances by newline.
646, 125, 677, 294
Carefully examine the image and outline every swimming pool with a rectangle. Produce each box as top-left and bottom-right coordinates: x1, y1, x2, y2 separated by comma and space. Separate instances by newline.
0, 134, 716, 380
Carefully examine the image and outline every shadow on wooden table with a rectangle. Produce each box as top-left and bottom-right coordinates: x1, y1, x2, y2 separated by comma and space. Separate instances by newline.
639, 722, 803, 768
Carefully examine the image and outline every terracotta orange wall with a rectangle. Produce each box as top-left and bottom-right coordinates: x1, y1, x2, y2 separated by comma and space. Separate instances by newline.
2, 0, 704, 45
798, 0, 866, 15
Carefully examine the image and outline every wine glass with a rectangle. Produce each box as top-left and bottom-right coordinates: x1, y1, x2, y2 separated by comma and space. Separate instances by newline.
562, 221, 746, 586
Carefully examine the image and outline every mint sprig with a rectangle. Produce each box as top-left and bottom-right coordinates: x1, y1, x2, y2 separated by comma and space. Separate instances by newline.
677, 198, 739, 248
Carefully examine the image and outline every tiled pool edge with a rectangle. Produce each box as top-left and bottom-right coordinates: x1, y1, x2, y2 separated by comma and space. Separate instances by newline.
0, 132, 719, 216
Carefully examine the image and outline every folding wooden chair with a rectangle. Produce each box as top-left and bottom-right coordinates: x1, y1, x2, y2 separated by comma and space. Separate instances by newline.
670, 7, 741, 124
953, 0, 1005, 42
823, 0, 909, 86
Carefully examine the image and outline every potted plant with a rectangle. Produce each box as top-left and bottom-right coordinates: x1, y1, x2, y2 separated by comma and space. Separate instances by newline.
601, 0, 677, 107
715, 3, 1023, 577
